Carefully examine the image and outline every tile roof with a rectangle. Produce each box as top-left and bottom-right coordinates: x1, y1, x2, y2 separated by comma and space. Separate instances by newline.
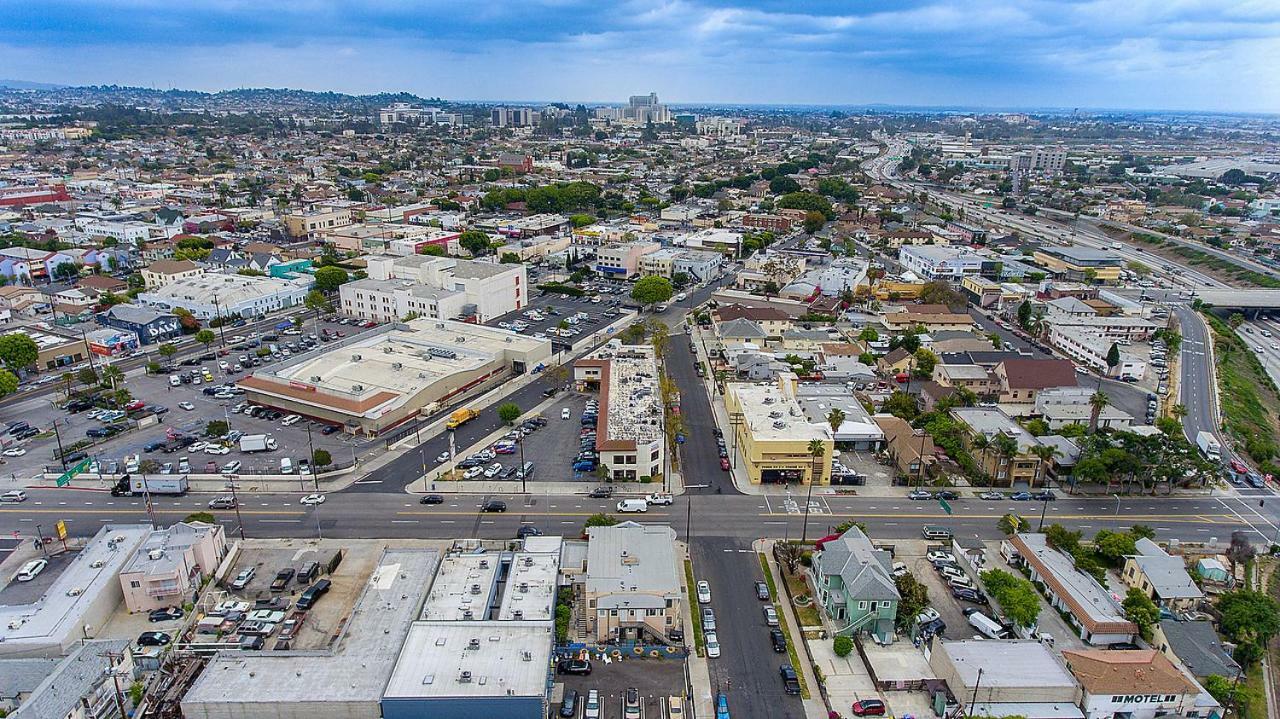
1062, 649, 1198, 696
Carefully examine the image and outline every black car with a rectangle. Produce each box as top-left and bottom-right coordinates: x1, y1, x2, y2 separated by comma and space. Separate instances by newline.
779, 665, 801, 695
86, 426, 121, 438
482, 500, 507, 513
137, 631, 172, 647
199, 353, 216, 361
951, 587, 989, 604
296, 579, 331, 610
559, 690, 578, 718
755, 581, 770, 601
180, 358, 201, 366
935, 490, 959, 501
517, 526, 543, 539
420, 494, 444, 505
1031, 491, 1056, 501
148, 607, 183, 622
556, 658, 592, 675
320, 424, 340, 435
770, 628, 787, 653
589, 486, 614, 498
542, 387, 560, 397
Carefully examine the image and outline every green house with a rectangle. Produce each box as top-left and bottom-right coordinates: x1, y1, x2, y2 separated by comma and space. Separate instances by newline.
812, 527, 900, 643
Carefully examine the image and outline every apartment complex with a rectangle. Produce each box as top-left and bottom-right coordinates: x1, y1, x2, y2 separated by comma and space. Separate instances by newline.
141, 259, 204, 289
119, 521, 228, 613
283, 207, 354, 239
582, 523, 681, 643
573, 343, 665, 481
341, 254, 527, 322
137, 273, 309, 319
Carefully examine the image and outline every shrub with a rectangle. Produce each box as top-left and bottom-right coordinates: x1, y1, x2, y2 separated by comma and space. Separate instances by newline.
832, 635, 854, 657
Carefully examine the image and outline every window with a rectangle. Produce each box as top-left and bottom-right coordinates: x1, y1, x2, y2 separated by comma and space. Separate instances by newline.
610, 609, 617, 616
857, 601, 867, 610
130, 580, 140, 588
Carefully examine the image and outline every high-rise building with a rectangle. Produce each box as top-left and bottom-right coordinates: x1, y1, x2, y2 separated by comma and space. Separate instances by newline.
623, 92, 670, 124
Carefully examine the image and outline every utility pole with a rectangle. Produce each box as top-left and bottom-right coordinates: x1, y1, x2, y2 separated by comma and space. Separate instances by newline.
52, 420, 68, 470
305, 422, 318, 492
227, 475, 245, 540
518, 433, 528, 494
98, 649, 129, 719
212, 295, 228, 348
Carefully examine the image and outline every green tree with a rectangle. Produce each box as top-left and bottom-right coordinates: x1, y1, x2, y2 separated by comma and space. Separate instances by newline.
76, 366, 99, 387
52, 261, 80, 281
194, 329, 216, 350
776, 191, 833, 219
832, 635, 854, 657
1228, 312, 1245, 329
100, 364, 125, 389
313, 266, 349, 293
458, 230, 492, 257
918, 281, 967, 309
1016, 300, 1033, 330
1093, 529, 1138, 565
881, 391, 919, 421
0, 333, 38, 371
894, 572, 930, 628
312, 448, 332, 469
1044, 524, 1082, 553
631, 275, 674, 308
1122, 587, 1161, 640
1106, 343, 1121, 369
583, 513, 618, 532
826, 408, 846, 435
979, 569, 1041, 627
0, 369, 17, 397
205, 420, 229, 437
498, 402, 522, 425
500, 252, 522, 264
1088, 390, 1110, 435
912, 348, 938, 378
1219, 589, 1280, 657
802, 211, 826, 234
157, 343, 177, 361
419, 244, 446, 256
305, 290, 332, 314
858, 327, 879, 343
183, 512, 217, 524
1129, 524, 1156, 540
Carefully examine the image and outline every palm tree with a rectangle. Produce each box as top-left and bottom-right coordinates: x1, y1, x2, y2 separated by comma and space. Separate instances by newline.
994, 434, 1020, 486
1171, 404, 1188, 422
802, 438, 826, 543
1030, 444, 1060, 489
826, 408, 846, 436
1088, 390, 1110, 435
970, 434, 992, 477
100, 365, 125, 391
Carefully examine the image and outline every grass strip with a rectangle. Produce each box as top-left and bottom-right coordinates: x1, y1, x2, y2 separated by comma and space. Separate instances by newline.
761, 552, 810, 699
684, 558, 704, 656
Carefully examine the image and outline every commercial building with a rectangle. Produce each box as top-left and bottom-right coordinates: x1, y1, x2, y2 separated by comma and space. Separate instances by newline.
582, 523, 680, 643
352, 254, 528, 322
1008, 533, 1138, 645
595, 241, 660, 278
238, 319, 551, 436
1062, 649, 1216, 719
140, 259, 204, 289
1, 324, 89, 373
636, 247, 725, 283
119, 521, 228, 613
882, 305, 977, 332
84, 326, 138, 357
1121, 538, 1203, 612
899, 245, 987, 280
812, 526, 899, 642
677, 228, 742, 254
0, 525, 150, 658
573, 343, 665, 481
96, 304, 181, 346
328, 223, 459, 255
928, 639, 1083, 719
1048, 325, 1146, 380
794, 384, 885, 451
724, 373, 833, 485
481, 214, 571, 239
182, 548, 440, 719
136, 273, 309, 319
1032, 246, 1123, 284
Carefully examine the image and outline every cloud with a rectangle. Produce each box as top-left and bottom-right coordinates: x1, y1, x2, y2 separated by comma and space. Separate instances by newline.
0, 0, 1277, 111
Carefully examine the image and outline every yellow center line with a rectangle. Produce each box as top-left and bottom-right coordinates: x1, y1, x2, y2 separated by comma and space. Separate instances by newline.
762, 512, 1242, 524
395, 510, 674, 518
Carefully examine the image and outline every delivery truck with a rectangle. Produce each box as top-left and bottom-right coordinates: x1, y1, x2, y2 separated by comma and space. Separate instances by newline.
445, 408, 479, 430
239, 434, 278, 453
1196, 431, 1221, 462
110, 474, 189, 496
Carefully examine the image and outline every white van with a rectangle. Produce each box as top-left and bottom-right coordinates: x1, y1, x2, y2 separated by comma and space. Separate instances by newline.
616, 499, 648, 513
968, 611, 1007, 639
1, 490, 27, 503
280, 457, 295, 474
16, 559, 47, 582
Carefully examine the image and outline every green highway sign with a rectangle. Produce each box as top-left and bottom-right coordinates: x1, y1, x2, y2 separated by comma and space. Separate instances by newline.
56, 457, 91, 487
939, 498, 953, 515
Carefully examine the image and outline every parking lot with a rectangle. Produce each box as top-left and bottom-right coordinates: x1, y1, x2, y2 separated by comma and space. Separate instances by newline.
486, 288, 631, 351
556, 652, 688, 719
444, 393, 608, 485
896, 542, 977, 641
0, 546, 77, 604
3, 318, 383, 479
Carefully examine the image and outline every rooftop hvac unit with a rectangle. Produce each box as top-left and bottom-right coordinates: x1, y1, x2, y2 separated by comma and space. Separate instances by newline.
351, 354, 362, 361
479, 559, 489, 568
467, 638, 481, 650
512, 610, 524, 619
773, 420, 787, 429
769, 410, 783, 418
463, 609, 474, 619
428, 347, 458, 359
148, 549, 163, 560
458, 671, 472, 683
310, 376, 320, 383
762, 396, 775, 404
352, 384, 364, 392
523, 557, 533, 567
521, 651, 532, 662
383, 346, 394, 354
518, 582, 529, 593
391, 363, 402, 370
470, 584, 481, 595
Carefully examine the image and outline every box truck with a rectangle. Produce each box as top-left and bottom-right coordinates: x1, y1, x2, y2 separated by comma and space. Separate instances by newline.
239, 434, 278, 453
445, 408, 479, 430
1196, 431, 1221, 462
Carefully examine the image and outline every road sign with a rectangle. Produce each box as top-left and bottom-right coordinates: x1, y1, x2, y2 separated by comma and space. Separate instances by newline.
939, 498, 953, 515
54, 520, 67, 540
55, 457, 91, 487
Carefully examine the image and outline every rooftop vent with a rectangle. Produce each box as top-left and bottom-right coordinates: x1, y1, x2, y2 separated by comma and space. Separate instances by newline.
391, 363, 403, 371
479, 559, 489, 568
458, 671, 473, 683
352, 384, 364, 392
763, 397, 775, 404
148, 549, 163, 560
463, 609, 474, 619
470, 584, 481, 595
518, 582, 529, 593
768, 410, 783, 418
512, 609, 524, 619
522, 557, 533, 567
467, 638, 481, 650
773, 421, 787, 429
309, 376, 321, 383
351, 354, 362, 361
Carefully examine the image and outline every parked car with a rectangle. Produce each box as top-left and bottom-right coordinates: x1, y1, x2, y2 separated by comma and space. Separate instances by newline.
556, 658, 592, 675
779, 665, 801, 695
230, 567, 256, 590
696, 580, 711, 604
137, 631, 172, 647
770, 627, 787, 652
704, 631, 721, 657
754, 580, 770, 601
148, 607, 183, 622
481, 500, 507, 512
763, 606, 779, 626
852, 700, 887, 717
420, 494, 444, 505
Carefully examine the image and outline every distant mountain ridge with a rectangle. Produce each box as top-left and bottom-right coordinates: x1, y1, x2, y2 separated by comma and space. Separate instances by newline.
0, 79, 68, 90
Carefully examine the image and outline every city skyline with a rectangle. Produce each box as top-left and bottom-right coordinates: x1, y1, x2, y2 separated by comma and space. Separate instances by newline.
2, 0, 1279, 113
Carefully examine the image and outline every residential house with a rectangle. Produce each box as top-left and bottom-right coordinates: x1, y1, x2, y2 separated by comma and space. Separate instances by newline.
582, 522, 681, 643
928, 640, 1084, 719
78, 275, 127, 294
0, 285, 46, 316
811, 526, 899, 642
1121, 538, 1204, 611
994, 357, 1078, 405
713, 303, 793, 338
873, 415, 938, 480
8, 639, 136, 719
932, 363, 996, 395
0, 246, 74, 283
1152, 620, 1240, 683
1007, 533, 1138, 645
952, 407, 1046, 486
876, 347, 914, 376
51, 287, 99, 317
882, 305, 976, 332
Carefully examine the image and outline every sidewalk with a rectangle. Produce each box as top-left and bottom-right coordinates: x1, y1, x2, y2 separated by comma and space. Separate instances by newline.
678, 541, 714, 719
757, 539, 830, 719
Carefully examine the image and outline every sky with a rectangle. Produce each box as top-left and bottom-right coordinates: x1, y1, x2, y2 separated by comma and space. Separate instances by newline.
2, 0, 1280, 113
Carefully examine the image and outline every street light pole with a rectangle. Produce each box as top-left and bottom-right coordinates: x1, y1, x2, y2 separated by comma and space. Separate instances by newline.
227, 475, 245, 540
518, 434, 527, 494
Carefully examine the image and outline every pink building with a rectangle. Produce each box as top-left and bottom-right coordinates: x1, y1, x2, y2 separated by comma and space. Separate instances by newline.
119, 521, 228, 613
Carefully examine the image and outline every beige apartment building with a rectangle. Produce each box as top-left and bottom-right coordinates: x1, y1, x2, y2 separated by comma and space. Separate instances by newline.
283, 207, 354, 239
119, 521, 227, 613
583, 523, 681, 643
141, 259, 204, 289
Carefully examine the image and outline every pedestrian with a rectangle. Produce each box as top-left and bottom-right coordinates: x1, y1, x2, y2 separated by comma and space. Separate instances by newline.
431, 482, 436, 491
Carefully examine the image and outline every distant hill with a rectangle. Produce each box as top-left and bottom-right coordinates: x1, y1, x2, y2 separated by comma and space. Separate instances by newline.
0, 79, 67, 90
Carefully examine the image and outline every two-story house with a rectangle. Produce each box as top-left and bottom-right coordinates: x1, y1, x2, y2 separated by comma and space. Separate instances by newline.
1121, 538, 1204, 612
811, 526, 899, 643
582, 522, 681, 644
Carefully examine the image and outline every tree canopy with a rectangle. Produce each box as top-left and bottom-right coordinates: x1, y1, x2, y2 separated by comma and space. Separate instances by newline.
979, 569, 1041, 628
776, 192, 833, 220
313, 266, 350, 293
631, 275, 674, 307
0, 334, 39, 371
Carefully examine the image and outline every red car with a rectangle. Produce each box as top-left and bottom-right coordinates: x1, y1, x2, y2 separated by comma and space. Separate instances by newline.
719, 458, 730, 471
851, 700, 886, 717
125, 400, 146, 411
1230, 459, 1248, 474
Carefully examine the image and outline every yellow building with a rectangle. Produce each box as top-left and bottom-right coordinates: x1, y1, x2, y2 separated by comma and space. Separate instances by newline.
873, 281, 924, 301
1031, 246, 1122, 284
724, 373, 833, 485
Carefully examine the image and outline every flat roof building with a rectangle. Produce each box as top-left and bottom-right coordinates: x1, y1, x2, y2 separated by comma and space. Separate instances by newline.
136, 273, 309, 319
582, 522, 680, 643
794, 384, 885, 452
238, 318, 551, 436
929, 639, 1083, 719
182, 548, 440, 719
574, 343, 664, 482
0, 525, 150, 658
724, 373, 833, 485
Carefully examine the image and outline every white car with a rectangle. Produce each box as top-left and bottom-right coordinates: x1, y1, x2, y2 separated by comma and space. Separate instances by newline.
188, 441, 208, 452
764, 606, 779, 626
178, 402, 195, 411
300, 494, 326, 505
696, 580, 711, 604
218, 360, 229, 370
436, 452, 451, 463
704, 631, 721, 657
205, 445, 231, 455
561, 408, 572, 420
892, 561, 909, 578
927, 551, 955, 564
221, 461, 242, 474
2, 447, 26, 457
483, 463, 504, 478
645, 493, 674, 506
463, 466, 483, 479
